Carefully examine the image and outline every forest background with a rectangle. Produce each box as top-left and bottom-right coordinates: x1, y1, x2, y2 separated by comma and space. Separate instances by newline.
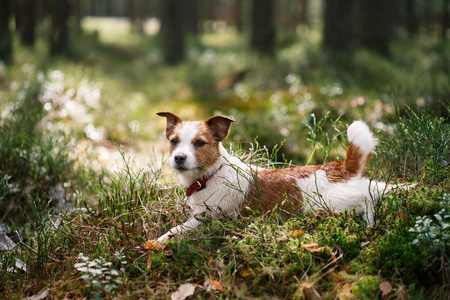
0, 0, 449, 299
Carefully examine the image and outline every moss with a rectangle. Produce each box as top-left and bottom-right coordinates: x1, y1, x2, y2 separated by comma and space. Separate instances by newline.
351, 275, 383, 299
374, 228, 425, 283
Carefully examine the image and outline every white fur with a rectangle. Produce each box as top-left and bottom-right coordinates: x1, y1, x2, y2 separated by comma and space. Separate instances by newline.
347, 120, 378, 155
158, 120, 390, 242
158, 144, 251, 242
295, 170, 387, 224
169, 122, 200, 177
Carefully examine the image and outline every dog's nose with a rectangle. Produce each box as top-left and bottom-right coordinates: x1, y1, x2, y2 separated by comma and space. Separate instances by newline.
174, 154, 186, 165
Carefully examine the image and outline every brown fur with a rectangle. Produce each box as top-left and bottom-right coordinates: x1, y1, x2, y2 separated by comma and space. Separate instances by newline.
244, 142, 366, 218
191, 122, 222, 172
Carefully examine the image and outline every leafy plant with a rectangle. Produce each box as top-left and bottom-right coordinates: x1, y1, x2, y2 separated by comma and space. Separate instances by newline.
377, 107, 449, 184
409, 194, 450, 281
75, 251, 126, 297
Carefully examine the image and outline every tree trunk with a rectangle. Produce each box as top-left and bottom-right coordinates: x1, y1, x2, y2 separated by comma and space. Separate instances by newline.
406, 0, 419, 37
182, 0, 199, 34
357, 0, 395, 55
160, 0, 185, 65
0, 0, 12, 63
50, 0, 70, 56
300, 0, 309, 26
323, 0, 355, 52
233, 0, 243, 32
20, 0, 35, 47
443, 0, 450, 41
250, 0, 275, 56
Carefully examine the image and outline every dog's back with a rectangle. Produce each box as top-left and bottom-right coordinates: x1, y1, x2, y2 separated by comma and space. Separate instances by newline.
245, 121, 381, 223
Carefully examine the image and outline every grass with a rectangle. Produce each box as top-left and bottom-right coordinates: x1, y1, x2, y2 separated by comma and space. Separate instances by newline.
0, 18, 449, 299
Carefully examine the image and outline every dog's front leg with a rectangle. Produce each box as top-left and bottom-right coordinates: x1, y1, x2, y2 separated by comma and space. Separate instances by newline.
157, 217, 202, 242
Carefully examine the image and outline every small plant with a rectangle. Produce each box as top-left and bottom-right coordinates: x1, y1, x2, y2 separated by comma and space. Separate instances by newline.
74, 251, 126, 296
409, 194, 450, 280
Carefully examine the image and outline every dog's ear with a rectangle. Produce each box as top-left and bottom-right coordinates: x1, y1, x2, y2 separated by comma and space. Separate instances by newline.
205, 115, 235, 141
157, 112, 182, 139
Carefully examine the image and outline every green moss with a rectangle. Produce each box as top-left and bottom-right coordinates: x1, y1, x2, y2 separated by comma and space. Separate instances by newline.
351, 275, 383, 299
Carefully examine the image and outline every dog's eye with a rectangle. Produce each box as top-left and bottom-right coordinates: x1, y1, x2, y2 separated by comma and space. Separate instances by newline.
170, 138, 178, 146
194, 139, 206, 147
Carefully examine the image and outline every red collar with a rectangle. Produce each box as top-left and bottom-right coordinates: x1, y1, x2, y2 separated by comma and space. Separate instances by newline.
186, 164, 223, 197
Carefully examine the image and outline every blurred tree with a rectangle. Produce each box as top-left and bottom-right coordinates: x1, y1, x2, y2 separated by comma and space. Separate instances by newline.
250, 0, 275, 56
182, 0, 199, 34
443, 0, 450, 40
406, 0, 420, 37
323, 0, 355, 51
233, 0, 243, 32
357, 0, 396, 55
0, 0, 12, 63
300, 0, 309, 26
19, 0, 36, 47
50, 0, 70, 56
160, 0, 185, 64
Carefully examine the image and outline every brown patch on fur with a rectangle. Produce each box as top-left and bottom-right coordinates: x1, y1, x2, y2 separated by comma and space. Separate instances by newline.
343, 142, 365, 177
321, 142, 367, 183
166, 123, 184, 153
192, 122, 223, 171
157, 112, 183, 139
244, 141, 370, 218
245, 165, 320, 219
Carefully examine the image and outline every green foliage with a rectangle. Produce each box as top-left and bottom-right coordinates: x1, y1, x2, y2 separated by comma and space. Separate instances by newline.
1, 21, 449, 299
376, 106, 449, 184
0, 79, 77, 225
409, 194, 450, 281
75, 251, 126, 298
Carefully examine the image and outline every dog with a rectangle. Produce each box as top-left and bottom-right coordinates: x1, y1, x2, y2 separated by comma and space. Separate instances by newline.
156, 112, 388, 242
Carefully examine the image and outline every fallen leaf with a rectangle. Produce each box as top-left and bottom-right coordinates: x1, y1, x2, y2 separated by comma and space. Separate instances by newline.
331, 272, 345, 282
342, 283, 352, 292
144, 240, 163, 252
301, 243, 323, 254
25, 288, 49, 300
204, 276, 225, 292
171, 283, 196, 300
379, 281, 393, 297
0, 233, 16, 251
241, 269, 253, 277
287, 230, 304, 237
337, 283, 354, 300
298, 282, 322, 300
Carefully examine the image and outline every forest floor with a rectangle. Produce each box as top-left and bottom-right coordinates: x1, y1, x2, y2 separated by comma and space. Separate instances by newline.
0, 18, 449, 299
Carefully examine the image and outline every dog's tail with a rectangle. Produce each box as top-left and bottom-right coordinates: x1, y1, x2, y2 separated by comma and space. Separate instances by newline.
344, 121, 377, 178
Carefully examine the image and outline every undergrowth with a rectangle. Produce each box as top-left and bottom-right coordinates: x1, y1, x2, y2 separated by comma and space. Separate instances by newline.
1, 104, 448, 299
0, 21, 449, 299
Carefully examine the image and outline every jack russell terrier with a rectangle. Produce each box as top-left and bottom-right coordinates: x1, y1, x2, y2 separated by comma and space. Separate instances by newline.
156, 112, 388, 242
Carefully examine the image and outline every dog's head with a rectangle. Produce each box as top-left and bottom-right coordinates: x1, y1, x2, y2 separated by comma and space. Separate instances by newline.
157, 112, 234, 174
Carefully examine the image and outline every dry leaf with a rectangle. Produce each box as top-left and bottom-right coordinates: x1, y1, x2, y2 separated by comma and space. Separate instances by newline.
331, 272, 345, 282
204, 276, 225, 292
337, 283, 354, 300
25, 289, 49, 300
144, 240, 163, 252
379, 281, 393, 297
241, 269, 253, 277
171, 283, 196, 300
208, 256, 214, 267
342, 283, 352, 292
287, 230, 304, 237
298, 282, 322, 300
301, 243, 323, 254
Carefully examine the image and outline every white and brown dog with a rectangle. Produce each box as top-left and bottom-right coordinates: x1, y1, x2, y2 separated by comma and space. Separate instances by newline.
156, 112, 388, 242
